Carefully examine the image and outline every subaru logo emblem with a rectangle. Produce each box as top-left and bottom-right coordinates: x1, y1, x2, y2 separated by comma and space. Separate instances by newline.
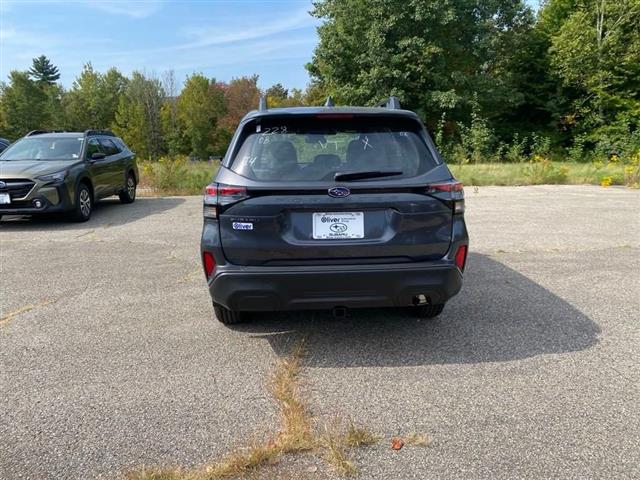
0, 181, 6, 189
328, 186, 350, 198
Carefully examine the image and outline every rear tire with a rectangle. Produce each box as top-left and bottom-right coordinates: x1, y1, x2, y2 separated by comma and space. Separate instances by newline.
213, 303, 244, 324
71, 183, 92, 222
119, 173, 136, 204
413, 303, 445, 319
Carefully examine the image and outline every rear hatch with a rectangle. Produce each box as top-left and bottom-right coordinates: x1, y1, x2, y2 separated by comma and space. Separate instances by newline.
215, 113, 460, 266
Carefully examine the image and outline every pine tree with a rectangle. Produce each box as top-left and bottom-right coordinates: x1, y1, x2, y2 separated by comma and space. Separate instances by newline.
28, 55, 61, 85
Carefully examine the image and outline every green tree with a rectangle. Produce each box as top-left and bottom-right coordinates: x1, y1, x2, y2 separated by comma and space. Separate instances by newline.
63, 64, 127, 130
112, 72, 165, 160
307, 0, 534, 136
43, 84, 65, 130
28, 55, 60, 85
160, 70, 188, 156
265, 83, 288, 101
0, 71, 50, 138
219, 75, 260, 130
177, 74, 225, 159
548, 0, 640, 153
208, 81, 229, 156
101, 68, 129, 128
265, 83, 289, 107
303, 81, 329, 107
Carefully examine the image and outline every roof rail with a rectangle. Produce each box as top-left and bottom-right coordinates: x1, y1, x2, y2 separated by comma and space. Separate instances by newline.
84, 129, 115, 137
258, 96, 268, 111
377, 96, 401, 110
26, 130, 67, 136
324, 96, 335, 107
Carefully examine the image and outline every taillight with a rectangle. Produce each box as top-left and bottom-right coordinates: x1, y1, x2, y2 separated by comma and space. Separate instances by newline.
203, 183, 249, 218
454, 245, 468, 271
204, 184, 217, 201
426, 181, 464, 213
426, 181, 463, 193
217, 185, 247, 199
203, 252, 216, 278
203, 185, 218, 218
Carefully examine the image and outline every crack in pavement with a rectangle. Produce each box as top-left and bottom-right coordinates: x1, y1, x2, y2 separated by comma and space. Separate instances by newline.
0, 299, 57, 327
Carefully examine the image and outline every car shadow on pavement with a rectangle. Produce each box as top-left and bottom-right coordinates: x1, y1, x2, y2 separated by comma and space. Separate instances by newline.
0, 197, 185, 230
230, 253, 600, 367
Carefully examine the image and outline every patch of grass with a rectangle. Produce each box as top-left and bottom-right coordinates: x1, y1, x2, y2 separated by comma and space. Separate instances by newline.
268, 342, 315, 453
319, 422, 357, 477
450, 161, 627, 186
199, 440, 281, 479
345, 421, 380, 447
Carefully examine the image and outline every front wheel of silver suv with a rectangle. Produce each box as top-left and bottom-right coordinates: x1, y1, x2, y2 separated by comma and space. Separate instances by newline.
71, 183, 92, 222
119, 173, 136, 204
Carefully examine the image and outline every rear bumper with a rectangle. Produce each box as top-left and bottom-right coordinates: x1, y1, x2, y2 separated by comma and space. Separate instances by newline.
208, 261, 463, 311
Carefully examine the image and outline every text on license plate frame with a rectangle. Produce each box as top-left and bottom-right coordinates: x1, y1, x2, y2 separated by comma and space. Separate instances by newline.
312, 212, 364, 239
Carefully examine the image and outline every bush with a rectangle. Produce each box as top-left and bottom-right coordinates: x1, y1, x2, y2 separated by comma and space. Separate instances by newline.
524, 155, 569, 184
567, 134, 587, 163
459, 109, 494, 163
530, 133, 551, 158
505, 133, 527, 163
140, 155, 218, 195
142, 155, 187, 191
623, 152, 640, 188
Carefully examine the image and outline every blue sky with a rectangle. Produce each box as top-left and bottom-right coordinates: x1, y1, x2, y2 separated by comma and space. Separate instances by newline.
0, 0, 321, 91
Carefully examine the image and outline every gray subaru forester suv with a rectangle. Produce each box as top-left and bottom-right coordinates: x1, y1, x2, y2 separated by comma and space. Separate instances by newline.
0, 130, 138, 222
201, 97, 468, 324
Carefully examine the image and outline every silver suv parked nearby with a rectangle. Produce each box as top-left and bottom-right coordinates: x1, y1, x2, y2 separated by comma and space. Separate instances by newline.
0, 130, 138, 222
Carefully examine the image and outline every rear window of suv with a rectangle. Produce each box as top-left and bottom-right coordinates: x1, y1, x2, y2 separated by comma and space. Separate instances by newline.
229, 115, 438, 182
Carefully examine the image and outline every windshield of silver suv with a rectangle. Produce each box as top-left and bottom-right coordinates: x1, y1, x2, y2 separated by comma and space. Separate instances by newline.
0, 137, 84, 161
230, 116, 438, 182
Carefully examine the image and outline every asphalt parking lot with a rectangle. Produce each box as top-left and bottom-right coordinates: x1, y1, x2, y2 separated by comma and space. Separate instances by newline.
1, 185, 639, 479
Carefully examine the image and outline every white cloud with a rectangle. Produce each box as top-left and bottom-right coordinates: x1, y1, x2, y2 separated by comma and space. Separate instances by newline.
0, 0, 162, 18
0, 26, 64, 49
86, 0, 162, 18
95, 6, 317, 59
166, 35, 317, 71
175, 8, 316, 50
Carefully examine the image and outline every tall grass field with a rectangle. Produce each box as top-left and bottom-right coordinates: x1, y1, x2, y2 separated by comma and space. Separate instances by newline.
139, 157, 637, 196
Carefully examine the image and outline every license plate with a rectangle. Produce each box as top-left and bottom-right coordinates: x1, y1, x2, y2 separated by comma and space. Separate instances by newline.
312, 212, 364, 239
0, 193, 10, 204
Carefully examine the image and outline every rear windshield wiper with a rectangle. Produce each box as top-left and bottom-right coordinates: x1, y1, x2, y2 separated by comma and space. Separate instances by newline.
334, 170, 403, 181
